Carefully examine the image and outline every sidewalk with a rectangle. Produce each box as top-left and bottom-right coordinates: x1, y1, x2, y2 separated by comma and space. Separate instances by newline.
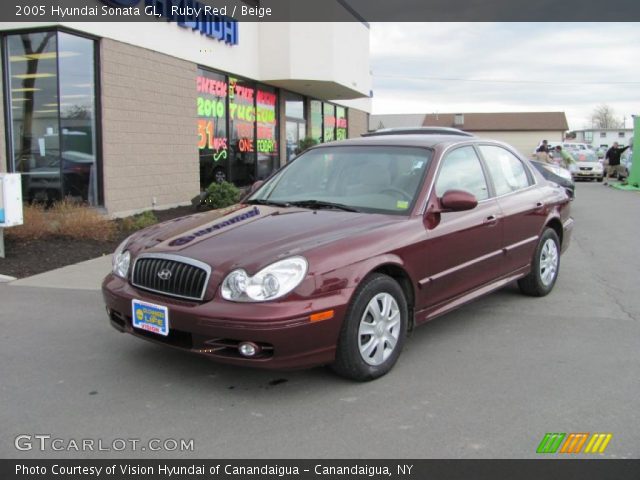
8, 255, 112, 291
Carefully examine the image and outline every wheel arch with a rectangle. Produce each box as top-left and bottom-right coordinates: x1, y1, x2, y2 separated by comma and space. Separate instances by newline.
545, 216, 564, 247
369, 263, 416, 332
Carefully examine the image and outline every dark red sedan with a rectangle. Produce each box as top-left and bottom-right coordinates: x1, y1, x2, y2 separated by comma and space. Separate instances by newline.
103, 133, 573, 380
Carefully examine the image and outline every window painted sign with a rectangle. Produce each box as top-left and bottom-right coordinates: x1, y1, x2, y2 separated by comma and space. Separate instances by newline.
336, 106, 348, 140
197, 70, 228, 187
229, 78, 256, 154
256, 88, 277, 155
323, 103, 336, 142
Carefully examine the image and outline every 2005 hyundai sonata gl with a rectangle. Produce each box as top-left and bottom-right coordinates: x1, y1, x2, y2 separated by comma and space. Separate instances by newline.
102, 133, 573, 380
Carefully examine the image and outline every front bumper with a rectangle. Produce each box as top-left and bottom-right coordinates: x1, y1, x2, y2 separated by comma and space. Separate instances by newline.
561, 217, 574, 254
573, 170, 603, 180
102, 274, 354, 370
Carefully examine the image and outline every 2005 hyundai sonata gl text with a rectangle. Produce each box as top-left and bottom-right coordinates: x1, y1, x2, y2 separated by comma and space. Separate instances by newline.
102, 132, 573, 380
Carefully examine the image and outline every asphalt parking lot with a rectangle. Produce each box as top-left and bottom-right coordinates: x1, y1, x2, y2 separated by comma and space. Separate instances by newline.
1, 182, 638, 459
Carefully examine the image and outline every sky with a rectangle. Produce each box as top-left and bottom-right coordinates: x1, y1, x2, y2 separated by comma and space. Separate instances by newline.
369, 23, 640, 130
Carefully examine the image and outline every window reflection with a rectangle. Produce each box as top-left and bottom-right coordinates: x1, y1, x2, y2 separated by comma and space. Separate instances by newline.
285, 92, 305, 163
6, 31, 98, 205
310, 100, 322, 144
8, 32, 60, 204
58, 32, 98, 205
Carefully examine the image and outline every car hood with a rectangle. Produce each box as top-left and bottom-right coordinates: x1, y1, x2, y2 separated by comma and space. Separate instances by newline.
575, 161, 602, 167
128, 204, 402, 273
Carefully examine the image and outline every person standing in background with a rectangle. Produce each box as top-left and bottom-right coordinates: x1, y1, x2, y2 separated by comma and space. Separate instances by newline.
536, 140, 550, 163
554, 145, 575, 169
604, 142, 630, 186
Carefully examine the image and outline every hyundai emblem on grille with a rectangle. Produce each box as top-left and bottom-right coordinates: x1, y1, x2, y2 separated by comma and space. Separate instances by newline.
157, 268, 172, 281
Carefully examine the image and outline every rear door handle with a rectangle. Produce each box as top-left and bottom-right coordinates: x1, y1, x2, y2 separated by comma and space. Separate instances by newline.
535, 201, 545, 211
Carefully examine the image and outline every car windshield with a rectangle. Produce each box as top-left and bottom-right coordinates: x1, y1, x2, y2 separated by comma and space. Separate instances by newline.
249, 146, 432, 215
573, 150, 597, 162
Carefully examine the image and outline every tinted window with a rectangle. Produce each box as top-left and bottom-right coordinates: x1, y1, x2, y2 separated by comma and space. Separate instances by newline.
435, 146, 489, 200
479, 145, 531, 196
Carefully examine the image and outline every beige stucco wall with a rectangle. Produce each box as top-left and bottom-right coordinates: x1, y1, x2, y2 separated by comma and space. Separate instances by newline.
471, 130, 565, 158
100, 39, 199, 216
348, 108, 369, 139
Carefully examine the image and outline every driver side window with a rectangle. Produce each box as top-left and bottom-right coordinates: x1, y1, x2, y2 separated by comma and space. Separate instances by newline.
435, 146, 489, 200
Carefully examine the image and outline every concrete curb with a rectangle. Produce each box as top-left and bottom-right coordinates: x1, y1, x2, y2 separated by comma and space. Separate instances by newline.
9, 255, 112, 291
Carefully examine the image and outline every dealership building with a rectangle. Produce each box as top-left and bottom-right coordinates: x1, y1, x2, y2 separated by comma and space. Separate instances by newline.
0, 1, 371, 216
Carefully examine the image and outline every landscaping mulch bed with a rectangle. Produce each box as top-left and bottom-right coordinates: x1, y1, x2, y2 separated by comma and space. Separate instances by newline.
0, 206, 195, 279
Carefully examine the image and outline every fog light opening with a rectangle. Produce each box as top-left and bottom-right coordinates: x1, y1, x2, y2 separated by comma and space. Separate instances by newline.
238, 342, 261, 357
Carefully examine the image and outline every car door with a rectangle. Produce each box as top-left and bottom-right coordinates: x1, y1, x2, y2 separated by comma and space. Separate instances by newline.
417, 145, 504, 309
478, 144, 547, 276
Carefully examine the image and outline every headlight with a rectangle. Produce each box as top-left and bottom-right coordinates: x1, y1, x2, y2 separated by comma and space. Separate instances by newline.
593, 164, 603, 172
112, 237, 131, 279
221, 256, 308, 302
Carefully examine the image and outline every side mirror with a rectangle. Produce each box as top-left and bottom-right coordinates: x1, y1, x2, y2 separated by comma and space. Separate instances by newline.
439, 189, 478, 212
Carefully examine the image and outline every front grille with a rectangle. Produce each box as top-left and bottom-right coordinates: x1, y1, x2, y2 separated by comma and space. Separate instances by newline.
131, 254, 211, 301
580, 167, 592, 171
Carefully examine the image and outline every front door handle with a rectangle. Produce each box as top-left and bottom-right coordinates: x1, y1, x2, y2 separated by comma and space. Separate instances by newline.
484, 214, 499, 226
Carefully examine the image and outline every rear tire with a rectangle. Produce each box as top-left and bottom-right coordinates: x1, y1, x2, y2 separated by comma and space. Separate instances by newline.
518, 228, 560, 297
332, 274, 408, 381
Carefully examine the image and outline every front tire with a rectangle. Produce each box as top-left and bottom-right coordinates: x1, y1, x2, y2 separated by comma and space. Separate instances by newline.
332, 274, 408, 381
518, 228, 560, 297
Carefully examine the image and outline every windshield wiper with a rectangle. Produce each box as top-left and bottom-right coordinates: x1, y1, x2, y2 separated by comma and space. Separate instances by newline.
288, 200, 360, 212
246, 199, 291, 207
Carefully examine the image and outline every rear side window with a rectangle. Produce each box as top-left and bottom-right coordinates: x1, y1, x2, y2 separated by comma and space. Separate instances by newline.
479, 145, 531, 196
435, 146, 489, 200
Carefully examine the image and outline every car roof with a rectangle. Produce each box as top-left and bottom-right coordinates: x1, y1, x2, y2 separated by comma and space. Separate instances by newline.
316, 134, 479, 149
362, 127, 474, 137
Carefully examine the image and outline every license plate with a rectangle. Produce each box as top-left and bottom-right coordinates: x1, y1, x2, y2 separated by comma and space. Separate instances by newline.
132, 299, 169, 336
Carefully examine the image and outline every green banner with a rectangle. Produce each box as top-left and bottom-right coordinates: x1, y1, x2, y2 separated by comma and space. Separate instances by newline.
628, 115, 640, 186
613, 114, 639, 190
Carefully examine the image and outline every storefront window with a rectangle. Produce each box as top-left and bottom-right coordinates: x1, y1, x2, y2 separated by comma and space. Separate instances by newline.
197, 68, 228, 187
58, 32, 98, 204
285, 92, 305, 163
310, 100, 322, 144
323, 103, 336, 142
256, 85, 278, 180
228, 77, 256, 186
6, 31, 98, 205
336, 106, 348, 140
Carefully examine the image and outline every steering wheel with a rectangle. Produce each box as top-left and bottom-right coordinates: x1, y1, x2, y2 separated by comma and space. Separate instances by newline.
380, 188, 411, 201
